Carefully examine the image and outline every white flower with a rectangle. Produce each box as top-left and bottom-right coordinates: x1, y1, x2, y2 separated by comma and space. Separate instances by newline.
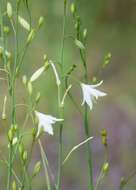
81, 81, 107, 110
35, 111, 63, 136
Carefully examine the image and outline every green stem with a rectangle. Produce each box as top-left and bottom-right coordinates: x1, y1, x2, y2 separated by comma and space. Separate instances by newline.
7, 1, 20, 189
57, 1, 67, 190
79, 48, 94, 190
39, 140, 51, 190
84, 105, 94, 190
94, 169, 104, 190
7, 144, 13, 190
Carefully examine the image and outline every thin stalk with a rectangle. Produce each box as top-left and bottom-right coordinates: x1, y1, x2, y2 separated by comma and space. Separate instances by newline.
7, 144, 13, 190
79, 49, 94, 190
7, 2, 20, 189
56, 1, 67, 190
94, 169, 104, 190
39, 140, 51, 190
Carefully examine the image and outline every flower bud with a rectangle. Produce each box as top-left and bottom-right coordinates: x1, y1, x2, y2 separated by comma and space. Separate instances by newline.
102, 162, 109, 175
38, 16, 44, 27
70, 3, 76, 16
30, 66, 45, 82
2, 96, 7, 120
8, 128, 14, 143
22, 150, 28, 163
67, 64, 77, 76
101, 129, 107, 137
13, 124, 18, 131
12, 180, 17, 190
120, 177, 126, 188
83, 28, 87, 40
43, 54, 47, 62
92, 77, 97, 83
19, 144, 24, 156
22, 75, 27, 86
27, 29, 35, 44
35, 92, 41, 103
18, 16, 30, 31
27, 81, 33, 95
32, 161, 41, 177
7, 2, 12, 19
12, 137, 18, 146
103, 53, 112, 67
4, 26, 10, 34
101, 129, 108, 147
7, 52, 11, 60
32, 127, 37, 140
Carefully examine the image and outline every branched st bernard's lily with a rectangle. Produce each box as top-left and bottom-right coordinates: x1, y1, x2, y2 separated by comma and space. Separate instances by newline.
81, 81, 107, 110
35, 111, 64, 136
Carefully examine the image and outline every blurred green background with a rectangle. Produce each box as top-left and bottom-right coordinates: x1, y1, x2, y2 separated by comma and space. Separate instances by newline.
1, 0, 136, 189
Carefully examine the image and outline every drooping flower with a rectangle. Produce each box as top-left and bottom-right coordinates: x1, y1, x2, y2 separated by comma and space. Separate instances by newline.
81, 81, 107, 110
35, 111, 63, 136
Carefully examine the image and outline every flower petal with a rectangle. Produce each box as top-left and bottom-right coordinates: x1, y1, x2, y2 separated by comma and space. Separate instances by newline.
89, 88, 107, 99
90, 81, 103, 88
42, 124, 54, 135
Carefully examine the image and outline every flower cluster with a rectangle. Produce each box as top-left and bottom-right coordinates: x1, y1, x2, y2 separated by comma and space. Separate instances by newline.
35, 79, 106, 136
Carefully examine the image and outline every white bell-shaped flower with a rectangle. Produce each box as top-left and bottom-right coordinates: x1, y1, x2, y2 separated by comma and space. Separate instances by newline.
35, 111, 63, 136
81, 81, 107, 110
